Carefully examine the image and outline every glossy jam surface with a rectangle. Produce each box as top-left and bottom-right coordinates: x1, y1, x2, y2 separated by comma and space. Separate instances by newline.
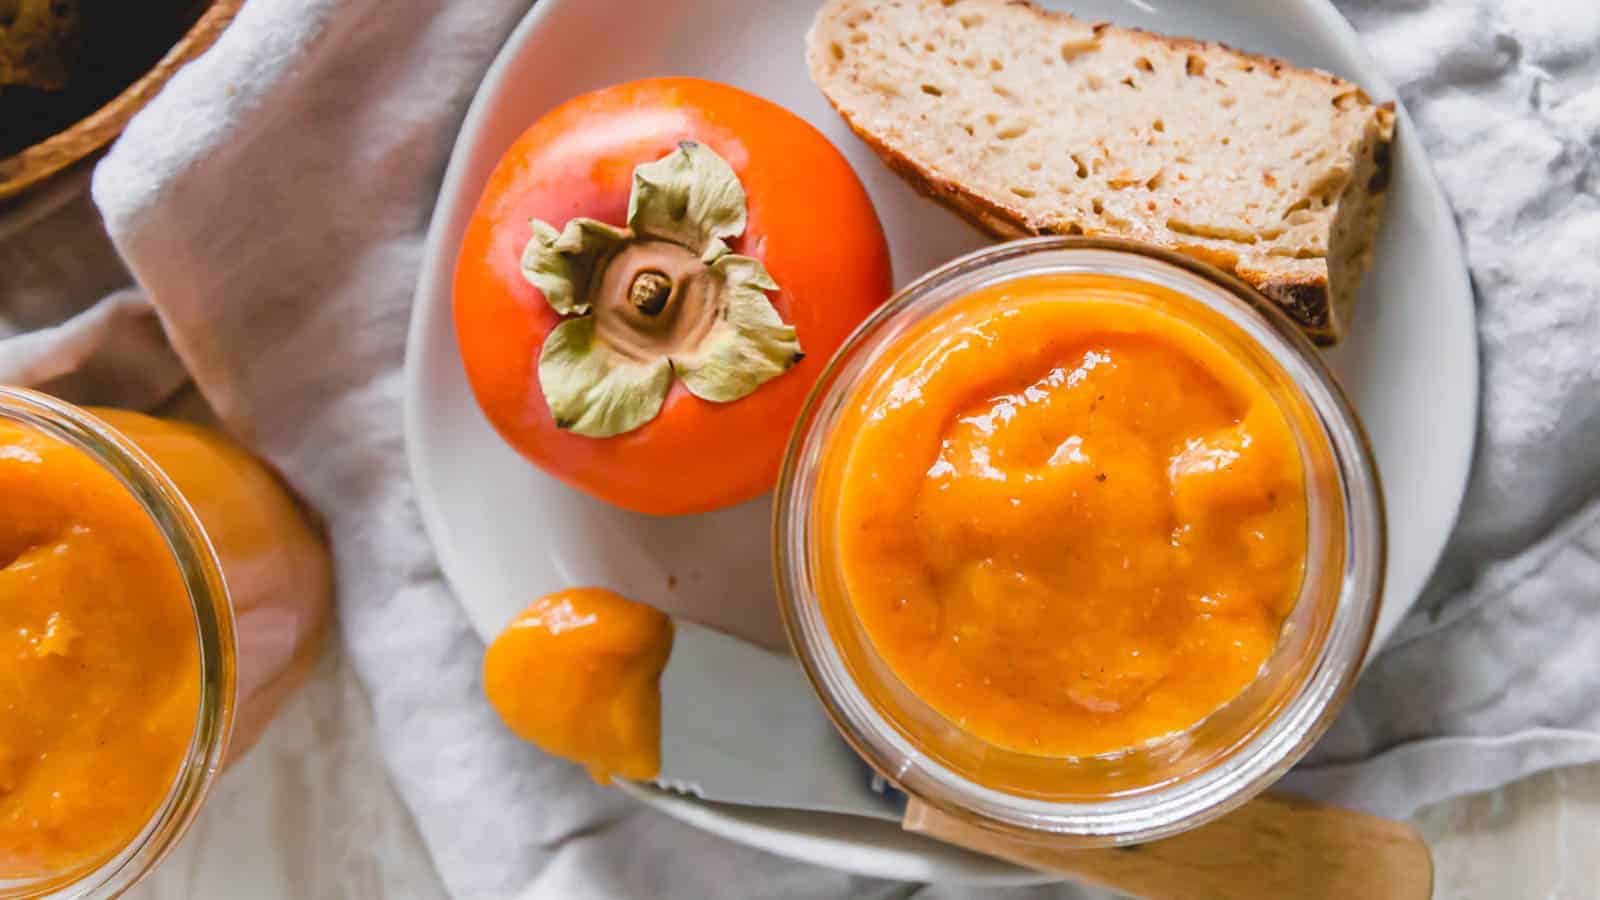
827, 273, 1308, 757
484, 588, 674, 783
0, 419, 198, 880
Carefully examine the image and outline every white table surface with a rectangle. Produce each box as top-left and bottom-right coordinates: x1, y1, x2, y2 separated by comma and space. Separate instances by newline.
126, 644, 1600, 900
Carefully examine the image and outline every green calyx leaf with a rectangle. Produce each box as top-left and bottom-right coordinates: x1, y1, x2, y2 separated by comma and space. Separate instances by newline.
671, 255, 802, 403
520, 217, 629, 315
627, 141, 747, 262
538, 316, 673, 438
527, 142, 801, 440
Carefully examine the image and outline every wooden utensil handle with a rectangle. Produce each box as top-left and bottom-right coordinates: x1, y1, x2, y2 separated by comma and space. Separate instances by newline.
902, 792, 1433, 900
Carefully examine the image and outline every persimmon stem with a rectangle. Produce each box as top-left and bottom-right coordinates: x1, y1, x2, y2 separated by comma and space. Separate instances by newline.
629, 271, 673, 316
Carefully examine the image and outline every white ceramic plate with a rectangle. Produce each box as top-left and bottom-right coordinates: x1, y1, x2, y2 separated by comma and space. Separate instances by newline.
404, 0, 1477, 884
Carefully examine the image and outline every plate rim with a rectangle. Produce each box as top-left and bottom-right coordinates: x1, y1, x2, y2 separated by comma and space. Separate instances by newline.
1299, 0, 1480, 653
403, 0, 1479, 884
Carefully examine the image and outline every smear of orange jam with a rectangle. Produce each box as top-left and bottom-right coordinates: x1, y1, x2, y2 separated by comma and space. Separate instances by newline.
0, 419, 199, 880
484, 588, 674, 783
828, 273, 1307, 757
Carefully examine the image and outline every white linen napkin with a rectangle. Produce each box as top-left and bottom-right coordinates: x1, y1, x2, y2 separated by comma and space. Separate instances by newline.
1, 0, 1594, 897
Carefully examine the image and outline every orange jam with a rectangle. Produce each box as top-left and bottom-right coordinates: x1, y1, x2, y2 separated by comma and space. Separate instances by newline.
827, 273, 1307, 757
484, 588, 674, 783
1, 404, 333, 883
0, 419, 199, 879
91, 410, 333, 762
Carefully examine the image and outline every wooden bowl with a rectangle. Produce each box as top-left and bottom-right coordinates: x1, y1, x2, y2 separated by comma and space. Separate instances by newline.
0, 0, 244, 202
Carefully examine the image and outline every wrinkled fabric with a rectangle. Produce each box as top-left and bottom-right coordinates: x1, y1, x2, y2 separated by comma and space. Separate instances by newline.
0, 0, 1588, 896
1286, 0, 1600, 815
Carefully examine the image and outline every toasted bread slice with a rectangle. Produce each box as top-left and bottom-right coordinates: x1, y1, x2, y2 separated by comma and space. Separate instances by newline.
807, 0, 1395, 343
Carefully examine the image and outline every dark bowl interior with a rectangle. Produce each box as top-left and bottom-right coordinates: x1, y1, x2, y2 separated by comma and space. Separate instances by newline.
1, 0, 209, 158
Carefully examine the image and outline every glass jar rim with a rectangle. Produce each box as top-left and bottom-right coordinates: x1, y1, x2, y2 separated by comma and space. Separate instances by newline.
773, 236, 1385, 844
0, 388, 237, 898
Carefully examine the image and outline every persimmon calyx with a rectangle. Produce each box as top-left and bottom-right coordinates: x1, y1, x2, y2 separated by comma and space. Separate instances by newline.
521, 141, 801, 439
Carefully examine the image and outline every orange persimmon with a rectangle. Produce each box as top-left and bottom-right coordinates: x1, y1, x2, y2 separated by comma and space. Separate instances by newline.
454, 78, 892, 516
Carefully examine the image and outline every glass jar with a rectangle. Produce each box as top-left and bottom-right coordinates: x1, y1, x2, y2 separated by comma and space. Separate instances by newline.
775, 237, 1384, 845
0, 388, 332, 898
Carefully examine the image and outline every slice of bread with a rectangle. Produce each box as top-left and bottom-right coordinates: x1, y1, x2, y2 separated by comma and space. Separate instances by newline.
807, 0, 1395, 344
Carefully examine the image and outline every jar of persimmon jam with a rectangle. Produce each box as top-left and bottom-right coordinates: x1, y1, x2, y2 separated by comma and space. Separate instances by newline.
776, 237, 1383, 845
0, 388, 332, 897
